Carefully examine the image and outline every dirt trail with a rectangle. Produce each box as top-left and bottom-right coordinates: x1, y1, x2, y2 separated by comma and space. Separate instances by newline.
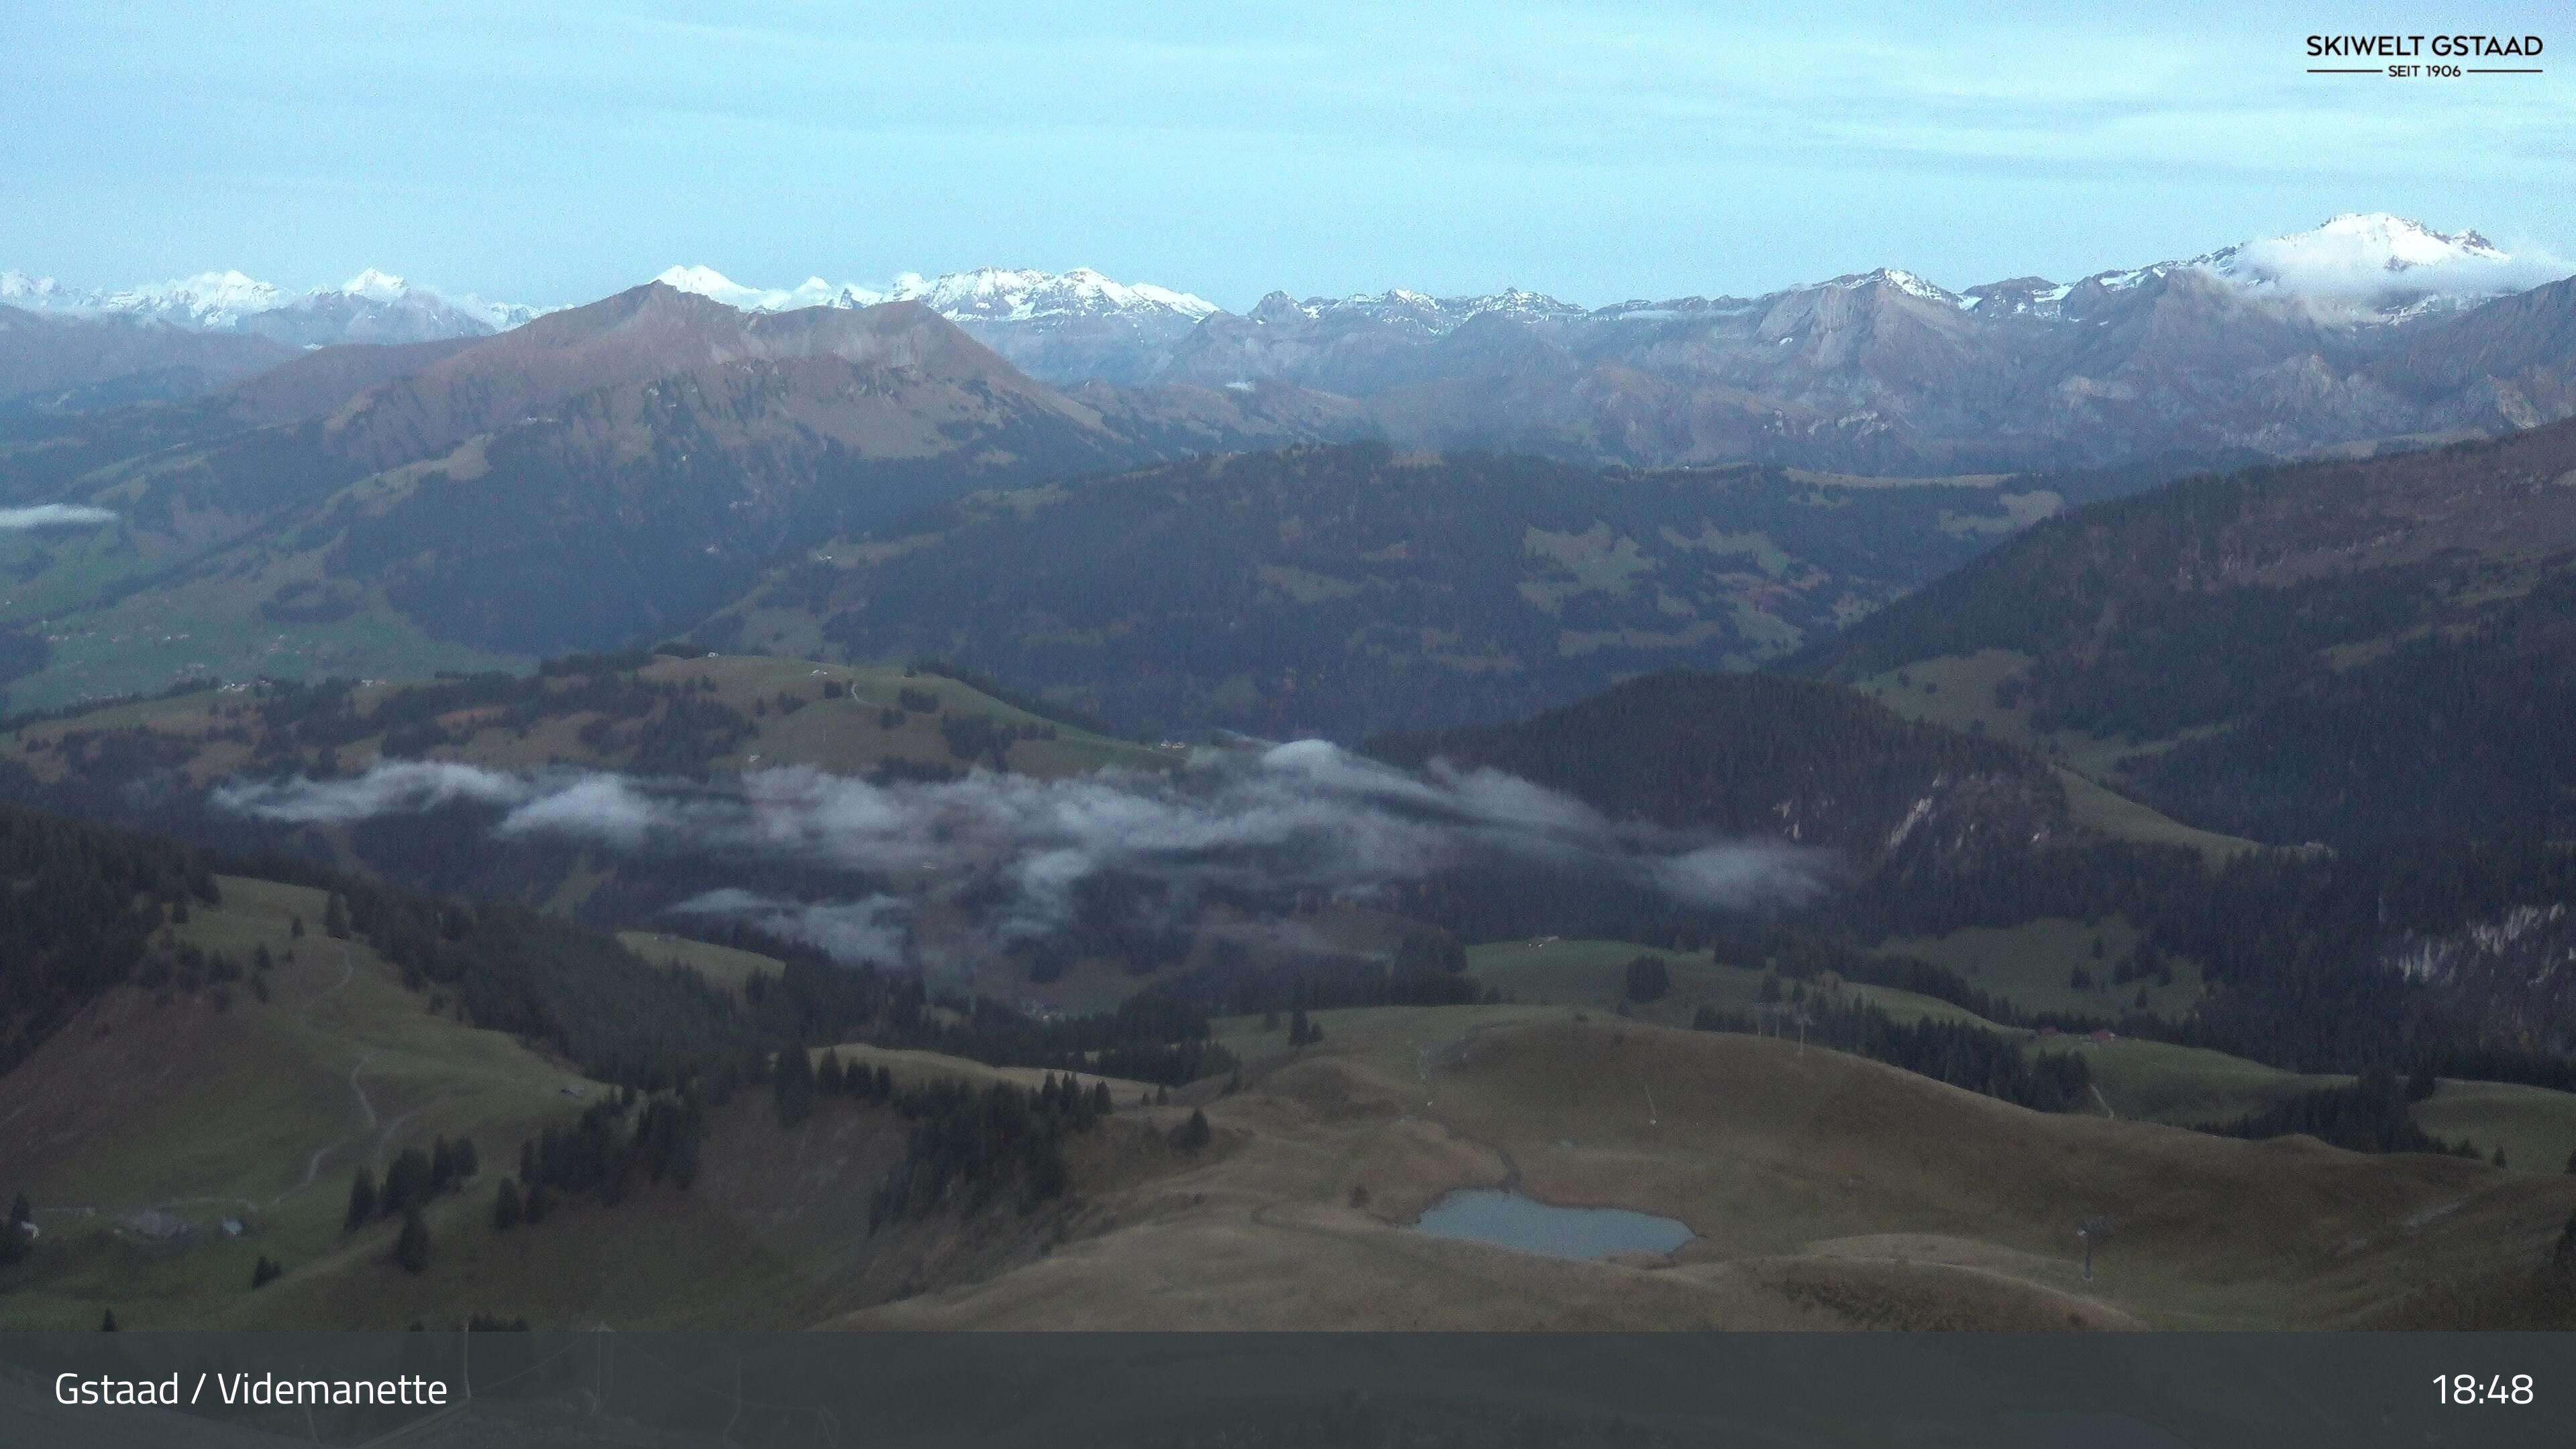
34, 944, 401, 1224
278, 1055, 378, 1203
270, 947, 375, 1202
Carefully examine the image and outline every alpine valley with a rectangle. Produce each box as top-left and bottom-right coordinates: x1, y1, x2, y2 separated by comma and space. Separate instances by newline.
5, 213, 2576, 1338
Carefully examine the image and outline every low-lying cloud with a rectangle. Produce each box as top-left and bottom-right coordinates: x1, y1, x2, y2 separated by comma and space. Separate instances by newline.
2206, 235, 2569, 311
0, 504, 119, 531
215, 741, 1830, 961
669, 888, 911, 967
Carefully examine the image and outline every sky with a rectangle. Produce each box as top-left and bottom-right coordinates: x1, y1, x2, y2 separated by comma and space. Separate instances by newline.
7, 0, 2571, 309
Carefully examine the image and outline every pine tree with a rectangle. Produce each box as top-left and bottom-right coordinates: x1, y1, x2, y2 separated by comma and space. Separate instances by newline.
524, 1180, 552, 1226
394, 1208, 430, 1273
324, 893, 350, 940
1091, 1081, 1113, 1116
817, 1050, 845, 1097
384, 1146, 431, 1214
7, 1191, 27, 1227
290, 914, 305, 939
1172, 1108, 1212, 1152
453, 1138, 479, 1181
100, 1309, 118, 1332
773, 1041, 816, 1127
344, 1167, 378, 1232
493, 1178, 523, 1232
250, 1256, 282, 1289
2491, 1144, 2509, 1169
1623, 955, 1670, 1004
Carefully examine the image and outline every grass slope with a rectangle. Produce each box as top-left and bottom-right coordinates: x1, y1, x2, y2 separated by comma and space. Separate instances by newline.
5, 652, 1173, 787
0, 875, 601, 1329
1464, 934, 2576, 1175
847, 1008, 2576, 1330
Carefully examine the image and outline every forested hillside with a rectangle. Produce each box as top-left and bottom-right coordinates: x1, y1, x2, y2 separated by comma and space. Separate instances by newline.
1368, 669, 2057, 853
709, 442, 2080, 737
1358, 669, 2576, 1091
1791, 419, 2576, 846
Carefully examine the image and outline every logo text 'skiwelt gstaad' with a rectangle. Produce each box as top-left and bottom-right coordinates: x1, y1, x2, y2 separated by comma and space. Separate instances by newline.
2306, 33, 2544, 77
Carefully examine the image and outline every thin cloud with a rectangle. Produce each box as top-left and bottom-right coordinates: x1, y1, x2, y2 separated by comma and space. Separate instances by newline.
0, 504, 117, 531
669, 888, 910, 968
216, 742, 1831, 961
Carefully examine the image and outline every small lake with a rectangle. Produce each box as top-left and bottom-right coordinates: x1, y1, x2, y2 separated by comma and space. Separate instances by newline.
1413, 1189, 1694, 1260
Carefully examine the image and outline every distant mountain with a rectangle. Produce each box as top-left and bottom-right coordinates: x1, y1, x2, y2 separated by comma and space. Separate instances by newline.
0, 267, 543, 409
0, 305, 297, 409
2184, 213, 2527, 321
652, 263, 1220, 385
1791, 415, 2576, 847
0, 284, 1369, 706
25, 209, 2563, 461
1, 266, 538, 344
635, 215, 2576, 471
1161, 217, 2575, 471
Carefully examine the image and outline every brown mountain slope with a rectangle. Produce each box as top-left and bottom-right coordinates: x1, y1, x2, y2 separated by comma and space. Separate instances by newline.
312, 286, 1064, 471
0, 305, 297, 409
215, 332, 488, 429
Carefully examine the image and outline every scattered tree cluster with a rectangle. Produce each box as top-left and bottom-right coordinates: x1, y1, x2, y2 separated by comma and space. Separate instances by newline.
0, 802, 221, 1073
1690, 997, 2094, 1113
867, 1073, 1112, 1230
343, 1136, 481, 1238
2198, 1068, 2483, 1158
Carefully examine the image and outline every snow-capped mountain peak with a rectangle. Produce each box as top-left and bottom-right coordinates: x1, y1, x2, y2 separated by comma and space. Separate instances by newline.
3, 264, 554, 343
651, 264, 800, 310
648, 263, 1216, 327
1815, 268, 1962, 306
1, 269, 68, 306
883, 266, 1217, 323
337, 268, 411, 300
95, 270, 286, 329
2188, 213, 2547, 317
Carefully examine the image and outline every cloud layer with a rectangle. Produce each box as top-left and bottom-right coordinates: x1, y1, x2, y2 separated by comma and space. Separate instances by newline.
0, 504, 118, 531
216, 742, 1828, 962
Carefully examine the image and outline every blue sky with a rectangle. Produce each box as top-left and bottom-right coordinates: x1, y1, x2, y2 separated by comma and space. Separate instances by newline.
7, 0, 2569, 308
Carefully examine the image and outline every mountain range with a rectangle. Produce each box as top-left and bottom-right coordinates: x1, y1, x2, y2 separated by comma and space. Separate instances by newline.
2, 212, 2574, 718
11, 213, 2572, 470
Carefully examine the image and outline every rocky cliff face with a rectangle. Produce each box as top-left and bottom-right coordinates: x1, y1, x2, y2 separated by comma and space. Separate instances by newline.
2384, 904, 2576, 1057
